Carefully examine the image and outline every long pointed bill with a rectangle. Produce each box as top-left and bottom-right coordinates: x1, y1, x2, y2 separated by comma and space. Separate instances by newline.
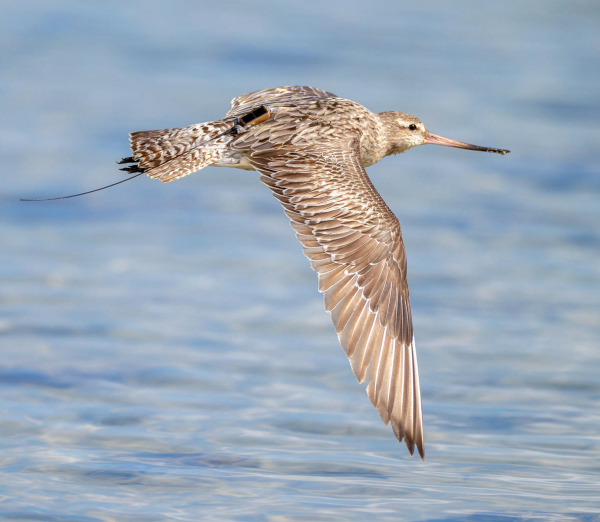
426, 132, 510, 155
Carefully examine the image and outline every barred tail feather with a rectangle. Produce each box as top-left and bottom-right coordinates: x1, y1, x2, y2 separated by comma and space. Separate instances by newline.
125, 121, 230, 183
145, 148, 223, 183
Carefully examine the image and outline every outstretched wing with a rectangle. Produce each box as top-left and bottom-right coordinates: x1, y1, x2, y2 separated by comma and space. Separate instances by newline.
248, 139, 424, 458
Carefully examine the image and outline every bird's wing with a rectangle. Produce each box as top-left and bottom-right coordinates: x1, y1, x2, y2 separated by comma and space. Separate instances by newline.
248, 139, 424, 458
228, 86, 336, 117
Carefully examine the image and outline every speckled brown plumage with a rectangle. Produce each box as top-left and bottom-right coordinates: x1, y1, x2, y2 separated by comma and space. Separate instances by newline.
123, 85, 510, 459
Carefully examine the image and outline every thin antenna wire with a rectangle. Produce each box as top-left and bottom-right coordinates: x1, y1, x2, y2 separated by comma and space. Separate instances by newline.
20, 129, 236, 202
20, 172, 146, 202
19, 109, 267, 202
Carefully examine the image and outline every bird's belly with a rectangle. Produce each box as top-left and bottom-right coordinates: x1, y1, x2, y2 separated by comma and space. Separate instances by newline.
212, 150, 254, 171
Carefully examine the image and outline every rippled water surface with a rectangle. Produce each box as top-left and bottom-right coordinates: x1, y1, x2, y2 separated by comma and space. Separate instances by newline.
1, 1, 600, 520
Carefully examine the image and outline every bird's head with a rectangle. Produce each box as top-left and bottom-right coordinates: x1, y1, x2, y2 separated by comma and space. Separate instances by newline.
378, 111, 510, 156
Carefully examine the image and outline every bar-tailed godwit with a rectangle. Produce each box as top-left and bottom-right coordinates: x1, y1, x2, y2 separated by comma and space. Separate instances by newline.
119, 86, 509, 459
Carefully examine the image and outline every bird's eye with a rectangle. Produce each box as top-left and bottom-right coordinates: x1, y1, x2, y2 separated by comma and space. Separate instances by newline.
409, 124, 417, 131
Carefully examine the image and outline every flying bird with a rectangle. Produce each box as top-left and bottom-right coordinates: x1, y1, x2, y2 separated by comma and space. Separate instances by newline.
119, 86, 509, 459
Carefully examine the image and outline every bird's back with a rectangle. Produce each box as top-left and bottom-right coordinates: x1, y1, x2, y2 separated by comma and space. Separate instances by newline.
227, 86, 387, 167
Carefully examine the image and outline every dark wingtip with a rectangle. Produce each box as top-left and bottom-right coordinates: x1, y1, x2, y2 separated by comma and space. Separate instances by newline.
117, 157, 136, 165
119, 164, 145, 174
402, 435, 425, 460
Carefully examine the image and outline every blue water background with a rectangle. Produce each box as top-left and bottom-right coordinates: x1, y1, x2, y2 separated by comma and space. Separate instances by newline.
1, 1, 599, 520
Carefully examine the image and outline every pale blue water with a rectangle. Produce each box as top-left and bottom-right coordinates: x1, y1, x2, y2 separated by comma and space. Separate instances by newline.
1, 1, 600, 520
